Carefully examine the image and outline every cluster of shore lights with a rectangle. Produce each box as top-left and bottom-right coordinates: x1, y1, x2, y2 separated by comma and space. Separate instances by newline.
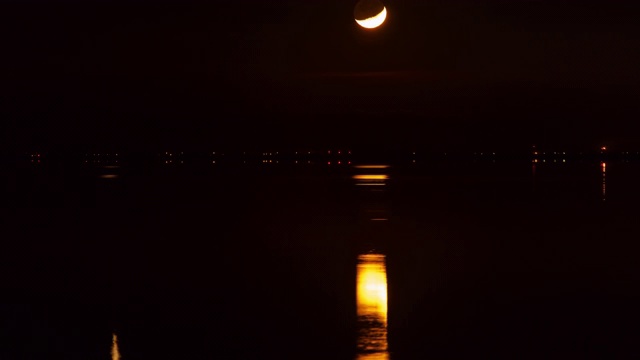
30, 152, 41, 163
85, 153, 119, 164
532, 159, 567, 163
326, 150, 352, 165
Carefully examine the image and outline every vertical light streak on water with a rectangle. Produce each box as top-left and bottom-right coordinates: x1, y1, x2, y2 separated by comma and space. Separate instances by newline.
356, 253, 389, 360
532, 163, 537, 192
602, 162, 606, 202
111, 333, 121, 360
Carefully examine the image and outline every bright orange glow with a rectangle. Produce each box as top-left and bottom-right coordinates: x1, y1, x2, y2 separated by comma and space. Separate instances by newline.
601, 162, 606, 172
354, 165, 390, 169
601, 146, 607, 151
357, 253, 388, 353
357, 255, 387, 315
356, 183, 386, 186
353, 175, 389, 180
356, 353, 390, 360
111, 333, 121, 360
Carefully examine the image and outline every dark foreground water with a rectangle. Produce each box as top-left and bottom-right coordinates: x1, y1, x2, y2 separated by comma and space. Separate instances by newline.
2, 161, 639, 359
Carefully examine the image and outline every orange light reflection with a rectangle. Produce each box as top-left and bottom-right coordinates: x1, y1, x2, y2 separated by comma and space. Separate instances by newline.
111, 333, 121, 360
357, 353, 390, 360
357, 254, 388, 355
353, 175, 389, 180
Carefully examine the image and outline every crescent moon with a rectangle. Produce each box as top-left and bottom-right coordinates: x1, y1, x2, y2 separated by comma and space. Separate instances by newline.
355, 6, 387, 29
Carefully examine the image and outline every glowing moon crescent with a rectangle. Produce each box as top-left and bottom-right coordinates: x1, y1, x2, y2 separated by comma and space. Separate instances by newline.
355, 7, 387, 29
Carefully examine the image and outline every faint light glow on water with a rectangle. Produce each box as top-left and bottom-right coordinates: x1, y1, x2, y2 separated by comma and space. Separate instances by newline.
601, 162, 606, 202
355, 165, 390, 169
357, 253, 389, 359
111, 333, 121, 360
532, 163, 537, 191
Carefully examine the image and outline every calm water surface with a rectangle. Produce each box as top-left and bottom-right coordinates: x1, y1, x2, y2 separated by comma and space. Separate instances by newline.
2, 161, 639, 359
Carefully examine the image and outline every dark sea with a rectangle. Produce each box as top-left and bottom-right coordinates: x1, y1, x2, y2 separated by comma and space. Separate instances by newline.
2, 159, 638, 359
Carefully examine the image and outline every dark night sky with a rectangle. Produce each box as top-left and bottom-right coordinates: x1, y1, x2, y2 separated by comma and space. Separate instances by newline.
1, 0, 639, 152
